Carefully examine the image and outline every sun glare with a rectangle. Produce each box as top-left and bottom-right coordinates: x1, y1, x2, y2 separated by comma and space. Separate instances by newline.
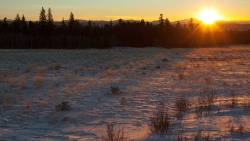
198, 9, 221, 24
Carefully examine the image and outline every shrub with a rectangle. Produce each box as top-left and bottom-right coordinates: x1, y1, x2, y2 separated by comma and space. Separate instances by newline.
155, 65, 161, 69
227, 90, 237, 108
120, 97, 127, 105
174, 96, 189, 120
196, 91, 217, 117
161, 58, 168, 62
54, 101, 71, 111
101, 122, 129, 141
176, 133, 183, 141
149, 99, 172, 134
229, 124, 246, 135
243, 97, 250, 109
110, 86, 122, 95
193, 129, 209, 141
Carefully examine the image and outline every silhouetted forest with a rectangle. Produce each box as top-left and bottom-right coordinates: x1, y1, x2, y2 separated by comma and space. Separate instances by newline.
0, 7, 250, 49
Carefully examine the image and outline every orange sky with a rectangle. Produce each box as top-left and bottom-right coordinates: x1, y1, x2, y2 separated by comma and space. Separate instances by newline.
0, 0, 249, 21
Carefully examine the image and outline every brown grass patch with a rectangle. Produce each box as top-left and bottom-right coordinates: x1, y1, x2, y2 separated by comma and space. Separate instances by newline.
33, 74, 43, 88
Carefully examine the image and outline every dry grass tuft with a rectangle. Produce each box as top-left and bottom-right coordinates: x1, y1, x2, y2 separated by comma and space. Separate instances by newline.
243, 96, 250, 110
48, 63, 61, 70
149, 99, 172, 134
23, 100, 31, 109
33, 74, 43, 88
204, 77, 214, 83
54, 101, 71, 111
3, 85, 9, 93
111, 86, 122, 95
36, 67, 47, 75
227, 90, 238, 108
161, 58, 168, 62
9, 77, 16, 87
20, 75, 28, 89
120, 97, 127, 105
196, 91, 217, 117
2, 104, 12, 110
178, 73, 185, 80
0, 71, 4, 81
192, 129, 209, 141
24, 65, 35, 73
105, 68, 119, 77
101, 122, 129, 141
174, 95, 189, 120
229, 124, 246, 135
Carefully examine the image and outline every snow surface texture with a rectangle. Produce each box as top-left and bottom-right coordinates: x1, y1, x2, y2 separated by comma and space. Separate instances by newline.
1, 46, 250, 140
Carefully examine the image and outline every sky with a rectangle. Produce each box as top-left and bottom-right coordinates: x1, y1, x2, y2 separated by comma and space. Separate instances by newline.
0, 0, 249, 22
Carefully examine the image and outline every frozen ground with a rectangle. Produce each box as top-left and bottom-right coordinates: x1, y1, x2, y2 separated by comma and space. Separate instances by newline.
1, 46, 250, 140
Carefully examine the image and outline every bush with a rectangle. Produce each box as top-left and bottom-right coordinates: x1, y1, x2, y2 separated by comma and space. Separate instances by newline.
149, 99, 172, 134
193, 129, 209, 141
54, 101, 71, 111
196, 91, 217, 117
227, 90, 237, 108
101, 122, 129, 141
174, 96, 189, 120
229, 124, 246, 135
243, 97, 250, 109
161, 58, 168, 62
110, 86, 122, 95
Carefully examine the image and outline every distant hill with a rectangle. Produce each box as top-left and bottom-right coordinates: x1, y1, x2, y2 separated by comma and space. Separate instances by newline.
214, 21, 250, 31
3, 18, 250, 31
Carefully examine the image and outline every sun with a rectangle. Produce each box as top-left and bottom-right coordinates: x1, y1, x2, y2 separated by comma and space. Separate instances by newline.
198, 9, 222, 24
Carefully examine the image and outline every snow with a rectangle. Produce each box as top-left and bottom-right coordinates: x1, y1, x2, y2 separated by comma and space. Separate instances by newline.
1, 46, 250, 140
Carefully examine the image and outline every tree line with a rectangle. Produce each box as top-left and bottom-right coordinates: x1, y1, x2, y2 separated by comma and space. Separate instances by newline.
0, 7, 249, 49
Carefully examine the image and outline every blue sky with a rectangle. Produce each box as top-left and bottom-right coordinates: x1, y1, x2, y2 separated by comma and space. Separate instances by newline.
0, 0, 249, 21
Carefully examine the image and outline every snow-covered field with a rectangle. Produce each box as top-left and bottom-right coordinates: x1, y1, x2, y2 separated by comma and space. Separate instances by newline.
1, 46, 250, 141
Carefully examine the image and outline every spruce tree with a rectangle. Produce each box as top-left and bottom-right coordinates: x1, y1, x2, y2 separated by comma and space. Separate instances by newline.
60, 17, 67, 34
39, 7, 47, 35
47, 7, 53, 24
164, 18, 170, 27
13, 14, 21, 32
3, 17, 8, 33
39, 7, 47, 25
176, 21, 181, 28
21, 14, 27, 34
14, 14, 21, 23
69, 12, 75, 26
159, 14, 164, 27
68, 12, 75, 32
188, 18, 194, 31
47, 7, 54, 35
61, 17, 65, 26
